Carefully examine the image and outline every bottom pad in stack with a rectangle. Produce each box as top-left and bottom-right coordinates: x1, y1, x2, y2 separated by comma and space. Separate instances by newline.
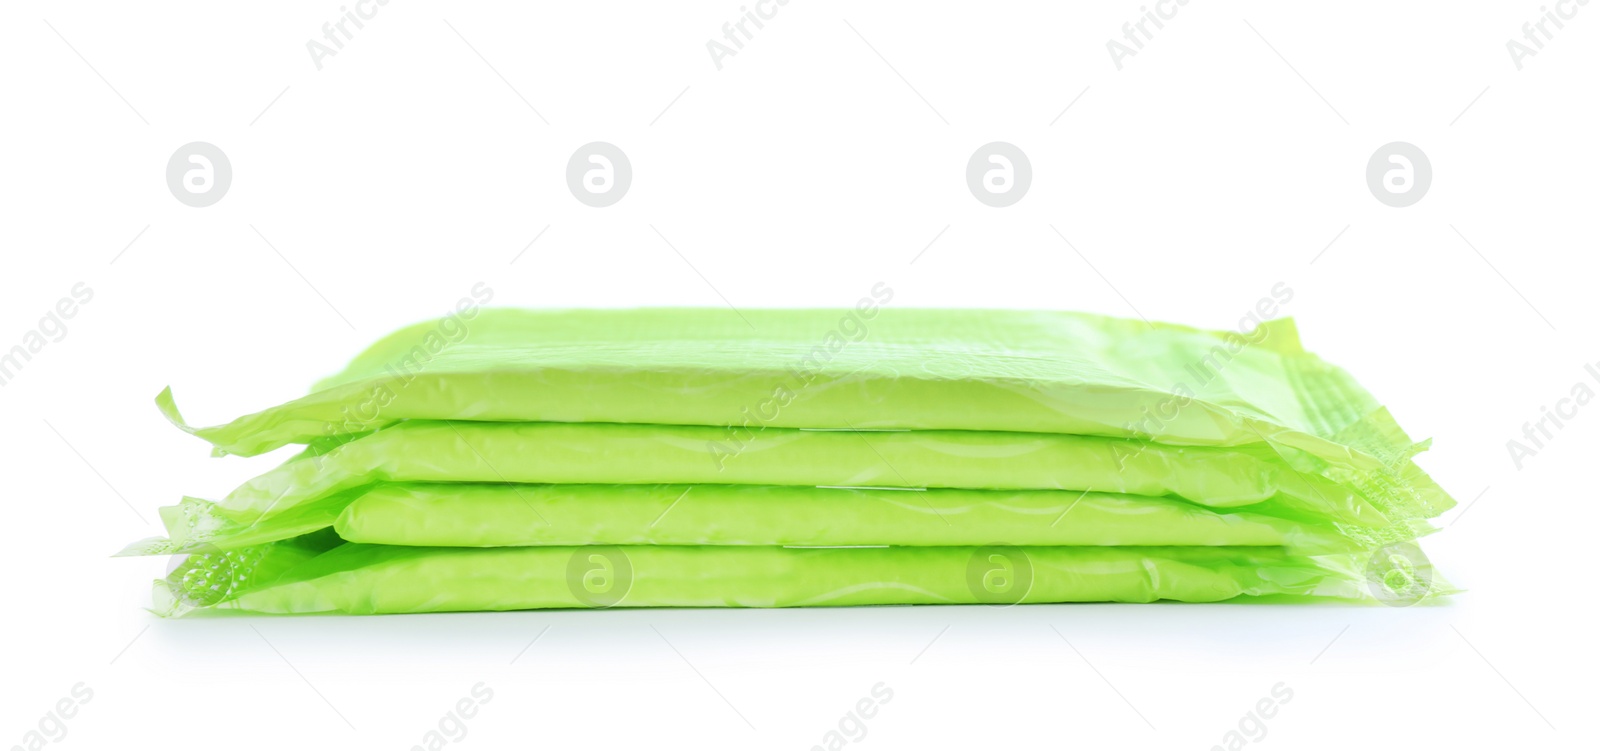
122, 307, 1455, 615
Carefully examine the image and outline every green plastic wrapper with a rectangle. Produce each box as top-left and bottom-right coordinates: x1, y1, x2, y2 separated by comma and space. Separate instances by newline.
123, 482, 1408, 556
154, 540, 1442, 616
156, 308, 1430, 479
131, 307, 1458, 616
334, 484, 1343, 548
204, 420, 1449, 530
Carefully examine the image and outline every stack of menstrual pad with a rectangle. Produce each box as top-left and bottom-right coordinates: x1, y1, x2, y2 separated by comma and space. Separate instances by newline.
123, 307, 1453, 615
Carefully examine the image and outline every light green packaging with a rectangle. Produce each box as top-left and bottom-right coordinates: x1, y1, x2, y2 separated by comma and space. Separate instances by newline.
122, 482, 1413, 556
155, 540, 1445, 616
157, 308, 1432, 481
330, 484, 1371, 551
203, 420, 1449, 529
130, 307, 1458, 616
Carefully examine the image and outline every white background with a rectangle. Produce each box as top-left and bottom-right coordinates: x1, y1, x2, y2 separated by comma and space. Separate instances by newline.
2, 1, 1596, 748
